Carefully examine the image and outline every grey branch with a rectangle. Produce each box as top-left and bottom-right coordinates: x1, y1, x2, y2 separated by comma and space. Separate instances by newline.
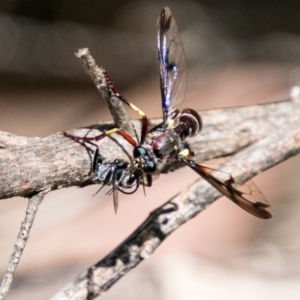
50, 97, 300, 299
0, 92, 299, 299
0, 191, 48, 299
0, 94, 300, 200
1, 48, 300, 299
75, 48, 134, 135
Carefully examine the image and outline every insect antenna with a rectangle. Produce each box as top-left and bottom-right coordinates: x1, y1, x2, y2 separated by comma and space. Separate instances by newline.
93, 183, 106, 197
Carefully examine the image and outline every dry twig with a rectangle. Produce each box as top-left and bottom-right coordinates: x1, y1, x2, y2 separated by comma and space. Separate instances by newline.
0, 191, 48, 299
75, 48, 134, 135
0, 49, 300, 299
50, 98, 300, 299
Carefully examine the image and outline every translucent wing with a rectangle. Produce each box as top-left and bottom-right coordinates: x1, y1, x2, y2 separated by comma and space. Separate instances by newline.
157, 7, 187, 125
109, 164, 119, 214
182, 158, 272, 219
112, 176, 119, 214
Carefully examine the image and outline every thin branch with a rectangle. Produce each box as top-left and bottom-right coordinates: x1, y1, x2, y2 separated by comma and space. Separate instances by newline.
0, 100, 296, 300
0, 96, 299, 199
75, 48, 134, 135
0, 191, 48, 299
0, 73, 299, 298
50, 119, 300, 299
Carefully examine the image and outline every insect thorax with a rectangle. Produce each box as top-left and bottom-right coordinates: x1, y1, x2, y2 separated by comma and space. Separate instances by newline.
150, 130, 182, 161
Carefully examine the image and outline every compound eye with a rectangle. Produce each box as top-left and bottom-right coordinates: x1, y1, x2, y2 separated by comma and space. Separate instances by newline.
133, 146, 147, 158
144, 160, 156, 173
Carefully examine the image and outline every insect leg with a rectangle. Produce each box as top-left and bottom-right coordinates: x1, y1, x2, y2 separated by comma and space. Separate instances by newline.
92, 146, 100, 174
145, 174, 152, 187
64, 127, 138, 148
140, 174, 152, 196
103, 69, 148, 144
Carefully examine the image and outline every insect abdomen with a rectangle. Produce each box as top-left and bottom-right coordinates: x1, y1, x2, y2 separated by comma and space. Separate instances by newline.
174, 109, 202, 140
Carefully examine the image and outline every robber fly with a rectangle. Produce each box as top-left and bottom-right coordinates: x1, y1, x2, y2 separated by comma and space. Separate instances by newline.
64, 7, 272, 218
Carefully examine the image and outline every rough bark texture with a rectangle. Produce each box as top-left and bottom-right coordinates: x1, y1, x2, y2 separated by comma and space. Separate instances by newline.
1, 48, 299, 299
0, 192, 46, 300
50, 106, 300, 299
0, 97, 299, 201
75, 48, 134, 136
1, 95, 300, 299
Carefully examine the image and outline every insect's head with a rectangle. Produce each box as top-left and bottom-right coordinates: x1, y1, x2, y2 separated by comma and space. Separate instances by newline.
133, 146, 156, 174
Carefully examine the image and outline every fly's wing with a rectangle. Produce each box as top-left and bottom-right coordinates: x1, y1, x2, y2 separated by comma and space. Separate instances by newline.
113, 184, 119, 214
111, 165, 119, 214
157, 7, 187, 125
182, 158, 272, 219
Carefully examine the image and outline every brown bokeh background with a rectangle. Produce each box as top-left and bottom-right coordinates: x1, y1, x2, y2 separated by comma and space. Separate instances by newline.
0, 1, 300, 299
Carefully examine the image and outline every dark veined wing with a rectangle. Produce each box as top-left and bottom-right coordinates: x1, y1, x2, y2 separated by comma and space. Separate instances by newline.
157, 7, 187, 125
182, 158, 272, 219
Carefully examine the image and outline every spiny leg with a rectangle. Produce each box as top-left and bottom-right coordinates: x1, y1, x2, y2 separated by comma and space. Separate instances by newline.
140, 174, 153, 196
64, 127, 138, 148
103, 69, 149, 144
145, 174, 153, 187
92, 146, 100, 175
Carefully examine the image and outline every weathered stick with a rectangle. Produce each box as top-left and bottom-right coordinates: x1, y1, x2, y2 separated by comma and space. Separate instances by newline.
0, 95, 299, 199
0, 47, 299, 299
0, 191, 48, 299
75, 48, 134, 135
50, 115, 300, 299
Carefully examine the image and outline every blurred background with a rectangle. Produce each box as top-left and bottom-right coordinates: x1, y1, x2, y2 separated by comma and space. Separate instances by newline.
0, 0, 300, 299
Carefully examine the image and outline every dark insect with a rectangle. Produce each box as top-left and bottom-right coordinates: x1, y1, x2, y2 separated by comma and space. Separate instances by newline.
91, 147, 144, 213
64, 7, 272, 218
